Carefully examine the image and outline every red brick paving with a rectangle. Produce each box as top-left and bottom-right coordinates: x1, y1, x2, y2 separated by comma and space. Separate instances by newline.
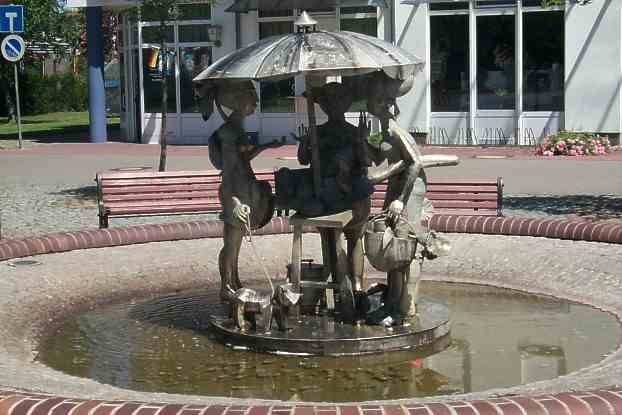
2, 390, 622, 415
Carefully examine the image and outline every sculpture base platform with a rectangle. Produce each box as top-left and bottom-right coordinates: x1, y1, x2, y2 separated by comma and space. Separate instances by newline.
209, 300, 450, 356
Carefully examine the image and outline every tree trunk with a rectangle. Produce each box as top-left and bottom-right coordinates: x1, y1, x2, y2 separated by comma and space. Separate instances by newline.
4, 83, 15, 123
158, 38, 168, 172
0, 69, 16, 122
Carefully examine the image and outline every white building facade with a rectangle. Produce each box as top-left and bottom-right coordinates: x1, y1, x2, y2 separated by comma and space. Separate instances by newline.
107, 0, 622, 145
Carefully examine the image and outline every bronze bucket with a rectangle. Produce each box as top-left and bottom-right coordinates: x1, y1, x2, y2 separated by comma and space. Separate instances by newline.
364, 215, 417, 272
287, 260, 328, 314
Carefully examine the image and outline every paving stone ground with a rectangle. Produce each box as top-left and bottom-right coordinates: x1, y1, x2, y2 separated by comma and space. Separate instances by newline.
0, 143, 620, 239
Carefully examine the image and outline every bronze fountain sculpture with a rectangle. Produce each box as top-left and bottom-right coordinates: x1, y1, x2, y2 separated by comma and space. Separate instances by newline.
194, 12, 458, 355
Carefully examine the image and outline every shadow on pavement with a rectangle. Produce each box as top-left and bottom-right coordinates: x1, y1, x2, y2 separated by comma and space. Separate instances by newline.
505, 195, 622, 222
53, 186, 98, 201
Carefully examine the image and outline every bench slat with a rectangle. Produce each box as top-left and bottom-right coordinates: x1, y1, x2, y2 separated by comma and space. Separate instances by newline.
373, 185, 498, 193
106, 198, 219, 209
426, 185, 499, 193
427, 200, 498, 209
371, 199, 497, 208
371, 192, 498, 201
98, 168, 276, 180
102, 177, 276, 188
370, 206, 497, 215
98, 170, 221, 180
102, 183, 221, 195
102, 177, 224, 186
107, 205, 220, 216
103, 191, 220, 203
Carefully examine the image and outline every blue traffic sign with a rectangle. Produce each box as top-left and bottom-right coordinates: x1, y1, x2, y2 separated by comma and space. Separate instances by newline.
0, 5, 24, 33
1, 34, 25, 62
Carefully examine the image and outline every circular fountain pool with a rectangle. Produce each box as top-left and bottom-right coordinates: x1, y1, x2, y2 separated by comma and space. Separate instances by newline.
39, 281, 621, 402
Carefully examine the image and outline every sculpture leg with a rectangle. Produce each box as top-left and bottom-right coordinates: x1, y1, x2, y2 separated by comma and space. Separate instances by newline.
396, 264, 413, 319
219, 222, 244, 300
345, 197, 371, 292
406, 260, 422, 317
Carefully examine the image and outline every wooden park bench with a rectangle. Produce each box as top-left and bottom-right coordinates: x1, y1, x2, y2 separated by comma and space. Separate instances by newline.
96, 169, 503, 228
371, 178, 504, 217
95, 169, 277, 228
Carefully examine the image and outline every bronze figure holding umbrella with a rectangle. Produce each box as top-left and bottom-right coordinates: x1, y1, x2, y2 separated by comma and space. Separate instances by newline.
194, 11, 457, 335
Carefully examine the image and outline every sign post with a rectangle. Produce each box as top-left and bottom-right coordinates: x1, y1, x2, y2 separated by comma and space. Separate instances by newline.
2, 34, 26, 149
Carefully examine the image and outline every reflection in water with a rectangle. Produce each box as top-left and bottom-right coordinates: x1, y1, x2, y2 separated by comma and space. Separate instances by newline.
519, 344, 566, 384
39, 282, 621, 401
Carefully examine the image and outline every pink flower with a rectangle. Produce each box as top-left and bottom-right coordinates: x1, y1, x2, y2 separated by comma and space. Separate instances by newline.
543, 150, 554, 157
569, 149, 577, 156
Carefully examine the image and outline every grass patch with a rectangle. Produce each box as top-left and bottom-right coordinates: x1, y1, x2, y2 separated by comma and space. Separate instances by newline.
0, 112, 120, 148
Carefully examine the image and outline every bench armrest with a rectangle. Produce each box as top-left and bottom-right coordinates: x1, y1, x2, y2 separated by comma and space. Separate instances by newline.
497, 176, 504, 216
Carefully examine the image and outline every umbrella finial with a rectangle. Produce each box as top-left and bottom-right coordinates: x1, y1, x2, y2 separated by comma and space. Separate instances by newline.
295, 11, 318, 33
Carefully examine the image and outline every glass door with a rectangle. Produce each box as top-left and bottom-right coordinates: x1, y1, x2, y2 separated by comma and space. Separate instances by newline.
474, 11, 516, 144
476, 14, 515, 110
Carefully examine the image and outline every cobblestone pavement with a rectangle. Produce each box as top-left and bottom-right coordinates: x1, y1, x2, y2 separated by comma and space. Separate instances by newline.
0, 144, 620, 239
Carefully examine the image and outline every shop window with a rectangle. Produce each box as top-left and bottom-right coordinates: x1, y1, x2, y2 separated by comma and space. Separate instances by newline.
477, 15, 515, 110
179, 25, 210, 42
475, 0, 517, 7
306, 7, 335, 14
340, 6, 377, 14
142, 47, 177, 113
258, 9, 293, 18
340, 17, 377, 36
142, 25, 174, 44
430, 14, 470, 112
131, 24, 138, 47
178, 4, 211, 20
180, 47, 212, 113
259, 21, 295, 113
522, 0, 545, 6
523, 11, 564, 111
140, 5, 161, 21
118, 22, 124, 48
259, 21, 293, 39
429, 1, 468, 11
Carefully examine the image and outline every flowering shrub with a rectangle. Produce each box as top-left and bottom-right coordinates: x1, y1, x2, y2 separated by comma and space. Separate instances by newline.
536, 131, 611, 156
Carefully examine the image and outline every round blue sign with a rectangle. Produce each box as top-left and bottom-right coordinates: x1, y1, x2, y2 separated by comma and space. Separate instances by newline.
1, 34, 25, 62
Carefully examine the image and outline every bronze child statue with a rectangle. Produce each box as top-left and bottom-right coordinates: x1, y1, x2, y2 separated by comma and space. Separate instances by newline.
195, 80, 282, 301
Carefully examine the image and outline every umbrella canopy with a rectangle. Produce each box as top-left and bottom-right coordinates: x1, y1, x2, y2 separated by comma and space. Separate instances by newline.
193, 30, 423, 83
226, 0, 388, 13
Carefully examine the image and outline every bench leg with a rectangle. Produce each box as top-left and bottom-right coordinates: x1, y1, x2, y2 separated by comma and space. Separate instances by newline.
99, 214, 109, 229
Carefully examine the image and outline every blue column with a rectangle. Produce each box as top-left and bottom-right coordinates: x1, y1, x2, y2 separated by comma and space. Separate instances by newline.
86, 6, 107, 143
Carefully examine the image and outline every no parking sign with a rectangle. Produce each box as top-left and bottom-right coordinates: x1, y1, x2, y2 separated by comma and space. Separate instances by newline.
1, 34, 25, 62
3, 33, 25, 149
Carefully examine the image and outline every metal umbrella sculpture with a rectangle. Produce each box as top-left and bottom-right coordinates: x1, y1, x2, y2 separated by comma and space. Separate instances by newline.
193, 11, 424, 195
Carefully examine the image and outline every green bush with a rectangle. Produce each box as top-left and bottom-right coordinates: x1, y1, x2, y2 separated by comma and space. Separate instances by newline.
4, 68, 88, 116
